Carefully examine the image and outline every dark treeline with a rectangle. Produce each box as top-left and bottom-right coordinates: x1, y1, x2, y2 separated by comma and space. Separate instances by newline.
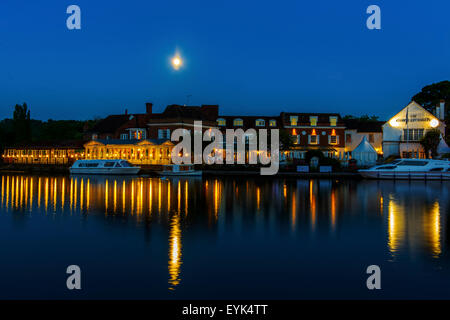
0, 103, 98, 150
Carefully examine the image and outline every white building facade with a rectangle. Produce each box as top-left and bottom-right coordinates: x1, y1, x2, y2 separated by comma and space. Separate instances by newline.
382, 101, 446, 158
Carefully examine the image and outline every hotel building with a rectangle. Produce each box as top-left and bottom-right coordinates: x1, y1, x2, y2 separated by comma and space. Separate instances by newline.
382, 101, 446, 158
280, 112, 346, 159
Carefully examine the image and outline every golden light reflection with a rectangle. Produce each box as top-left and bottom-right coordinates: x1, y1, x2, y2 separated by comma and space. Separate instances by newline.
291, 191, 296, 230
86, 179, 90, 211
122, 180, 125, 213
158, 180, 162, 213
69, 178, 73, 211
388, 198, 405, 256
61, 178, 65, 212
167, 181, 171, 212
15, 176, 19, 209
113, 180, 117, 213
105, 179, 109, 213
309, 180, 316, 229
256, 187, 260, 211
213, 180, 220, 218
29, 177, 33, 210
168, 213, 182, 290
38, 177, 41, 208
53, 177, 57, 212
148, 181, 152, 214
185, 181, 188, 215
73, 178, 77, 211
20, 176, 23, 209
331, 189, 336, 230
379, 195, 383, 216
424, 202, 441, 258
24, 177, 28, 208
5, 176, 9, 210
44, 178, 49, 212
80, 178, 84, 211
177, 181, 181, 214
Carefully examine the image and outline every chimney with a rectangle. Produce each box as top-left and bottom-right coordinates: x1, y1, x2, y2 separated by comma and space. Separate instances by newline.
146, 102, 153, 114
439, 99, 445, 120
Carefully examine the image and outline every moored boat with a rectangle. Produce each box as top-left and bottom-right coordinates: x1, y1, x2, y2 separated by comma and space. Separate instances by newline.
359, 159, 450, 180
157, 164, 202, 176
70, 159, 141, 175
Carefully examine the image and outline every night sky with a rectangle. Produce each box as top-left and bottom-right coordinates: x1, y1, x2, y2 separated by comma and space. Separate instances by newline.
1, 0, 449, 121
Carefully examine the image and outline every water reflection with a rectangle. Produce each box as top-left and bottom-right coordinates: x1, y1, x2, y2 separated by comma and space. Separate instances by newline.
0, 174, 449, 291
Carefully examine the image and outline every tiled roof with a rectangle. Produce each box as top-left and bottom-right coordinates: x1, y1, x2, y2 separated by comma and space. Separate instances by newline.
89, 115, 132, 134
148, 104, 218, 122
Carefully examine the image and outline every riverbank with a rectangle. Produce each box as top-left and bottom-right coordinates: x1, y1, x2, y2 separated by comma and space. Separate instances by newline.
0, 164, 362, 179
202, 170, 362, 179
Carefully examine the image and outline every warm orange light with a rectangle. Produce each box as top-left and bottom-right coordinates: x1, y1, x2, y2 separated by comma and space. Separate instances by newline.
331, 129, 336, 136
311, 129, 317, 135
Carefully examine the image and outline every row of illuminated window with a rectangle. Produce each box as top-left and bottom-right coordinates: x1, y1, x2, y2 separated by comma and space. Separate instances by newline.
3, 149, 81, 157
293, 135, 339, 145
216, 118, 277, 127
120, 129, 147, 140
289, 116, 338, 127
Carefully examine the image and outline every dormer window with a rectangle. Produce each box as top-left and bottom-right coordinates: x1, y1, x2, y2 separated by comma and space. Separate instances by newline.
255, 119, 265, 126
290, 116, 298, 126
233, 118, 243, 126
329, 116, 337, 126
269, 119, 277, 127
310, 116, 318, 126
217, 118, 226, 126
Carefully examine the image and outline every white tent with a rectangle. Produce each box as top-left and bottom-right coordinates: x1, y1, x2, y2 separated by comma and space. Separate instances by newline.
437, 134, 450, 155
352, 136, 378, 167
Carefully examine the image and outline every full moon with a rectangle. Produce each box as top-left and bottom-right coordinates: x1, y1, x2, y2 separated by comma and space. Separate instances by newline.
171, 56, 182, 70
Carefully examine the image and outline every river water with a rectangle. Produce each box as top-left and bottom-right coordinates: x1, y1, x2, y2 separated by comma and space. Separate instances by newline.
0, 174, 449, 299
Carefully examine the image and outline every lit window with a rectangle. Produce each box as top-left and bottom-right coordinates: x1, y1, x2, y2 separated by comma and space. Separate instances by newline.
309, 129, 318, 144
290, 116, 298, 126
217, 118, 226, 126
329, 116, 337, 126
269, 119, 277, 127
158, 129, 171, 139
233, 118, 243, 126
120, 133, 128, 140
255, 119, 265, 126
310, 116, 318, 126
329, 136, 337, 144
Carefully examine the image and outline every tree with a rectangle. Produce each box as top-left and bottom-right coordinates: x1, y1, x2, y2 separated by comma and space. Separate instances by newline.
279, 129, 295, 150
12, 103, 31, 144
412, 80, 449, 118
420, 129, 441, 158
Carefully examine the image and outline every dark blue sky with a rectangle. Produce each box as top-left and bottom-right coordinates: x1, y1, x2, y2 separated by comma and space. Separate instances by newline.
1, 0, 449, 121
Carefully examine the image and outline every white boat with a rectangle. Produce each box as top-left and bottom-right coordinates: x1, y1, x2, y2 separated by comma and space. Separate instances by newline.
70, 159, 140, 175
359, 159, 450, 180
157, 164, 202, 176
